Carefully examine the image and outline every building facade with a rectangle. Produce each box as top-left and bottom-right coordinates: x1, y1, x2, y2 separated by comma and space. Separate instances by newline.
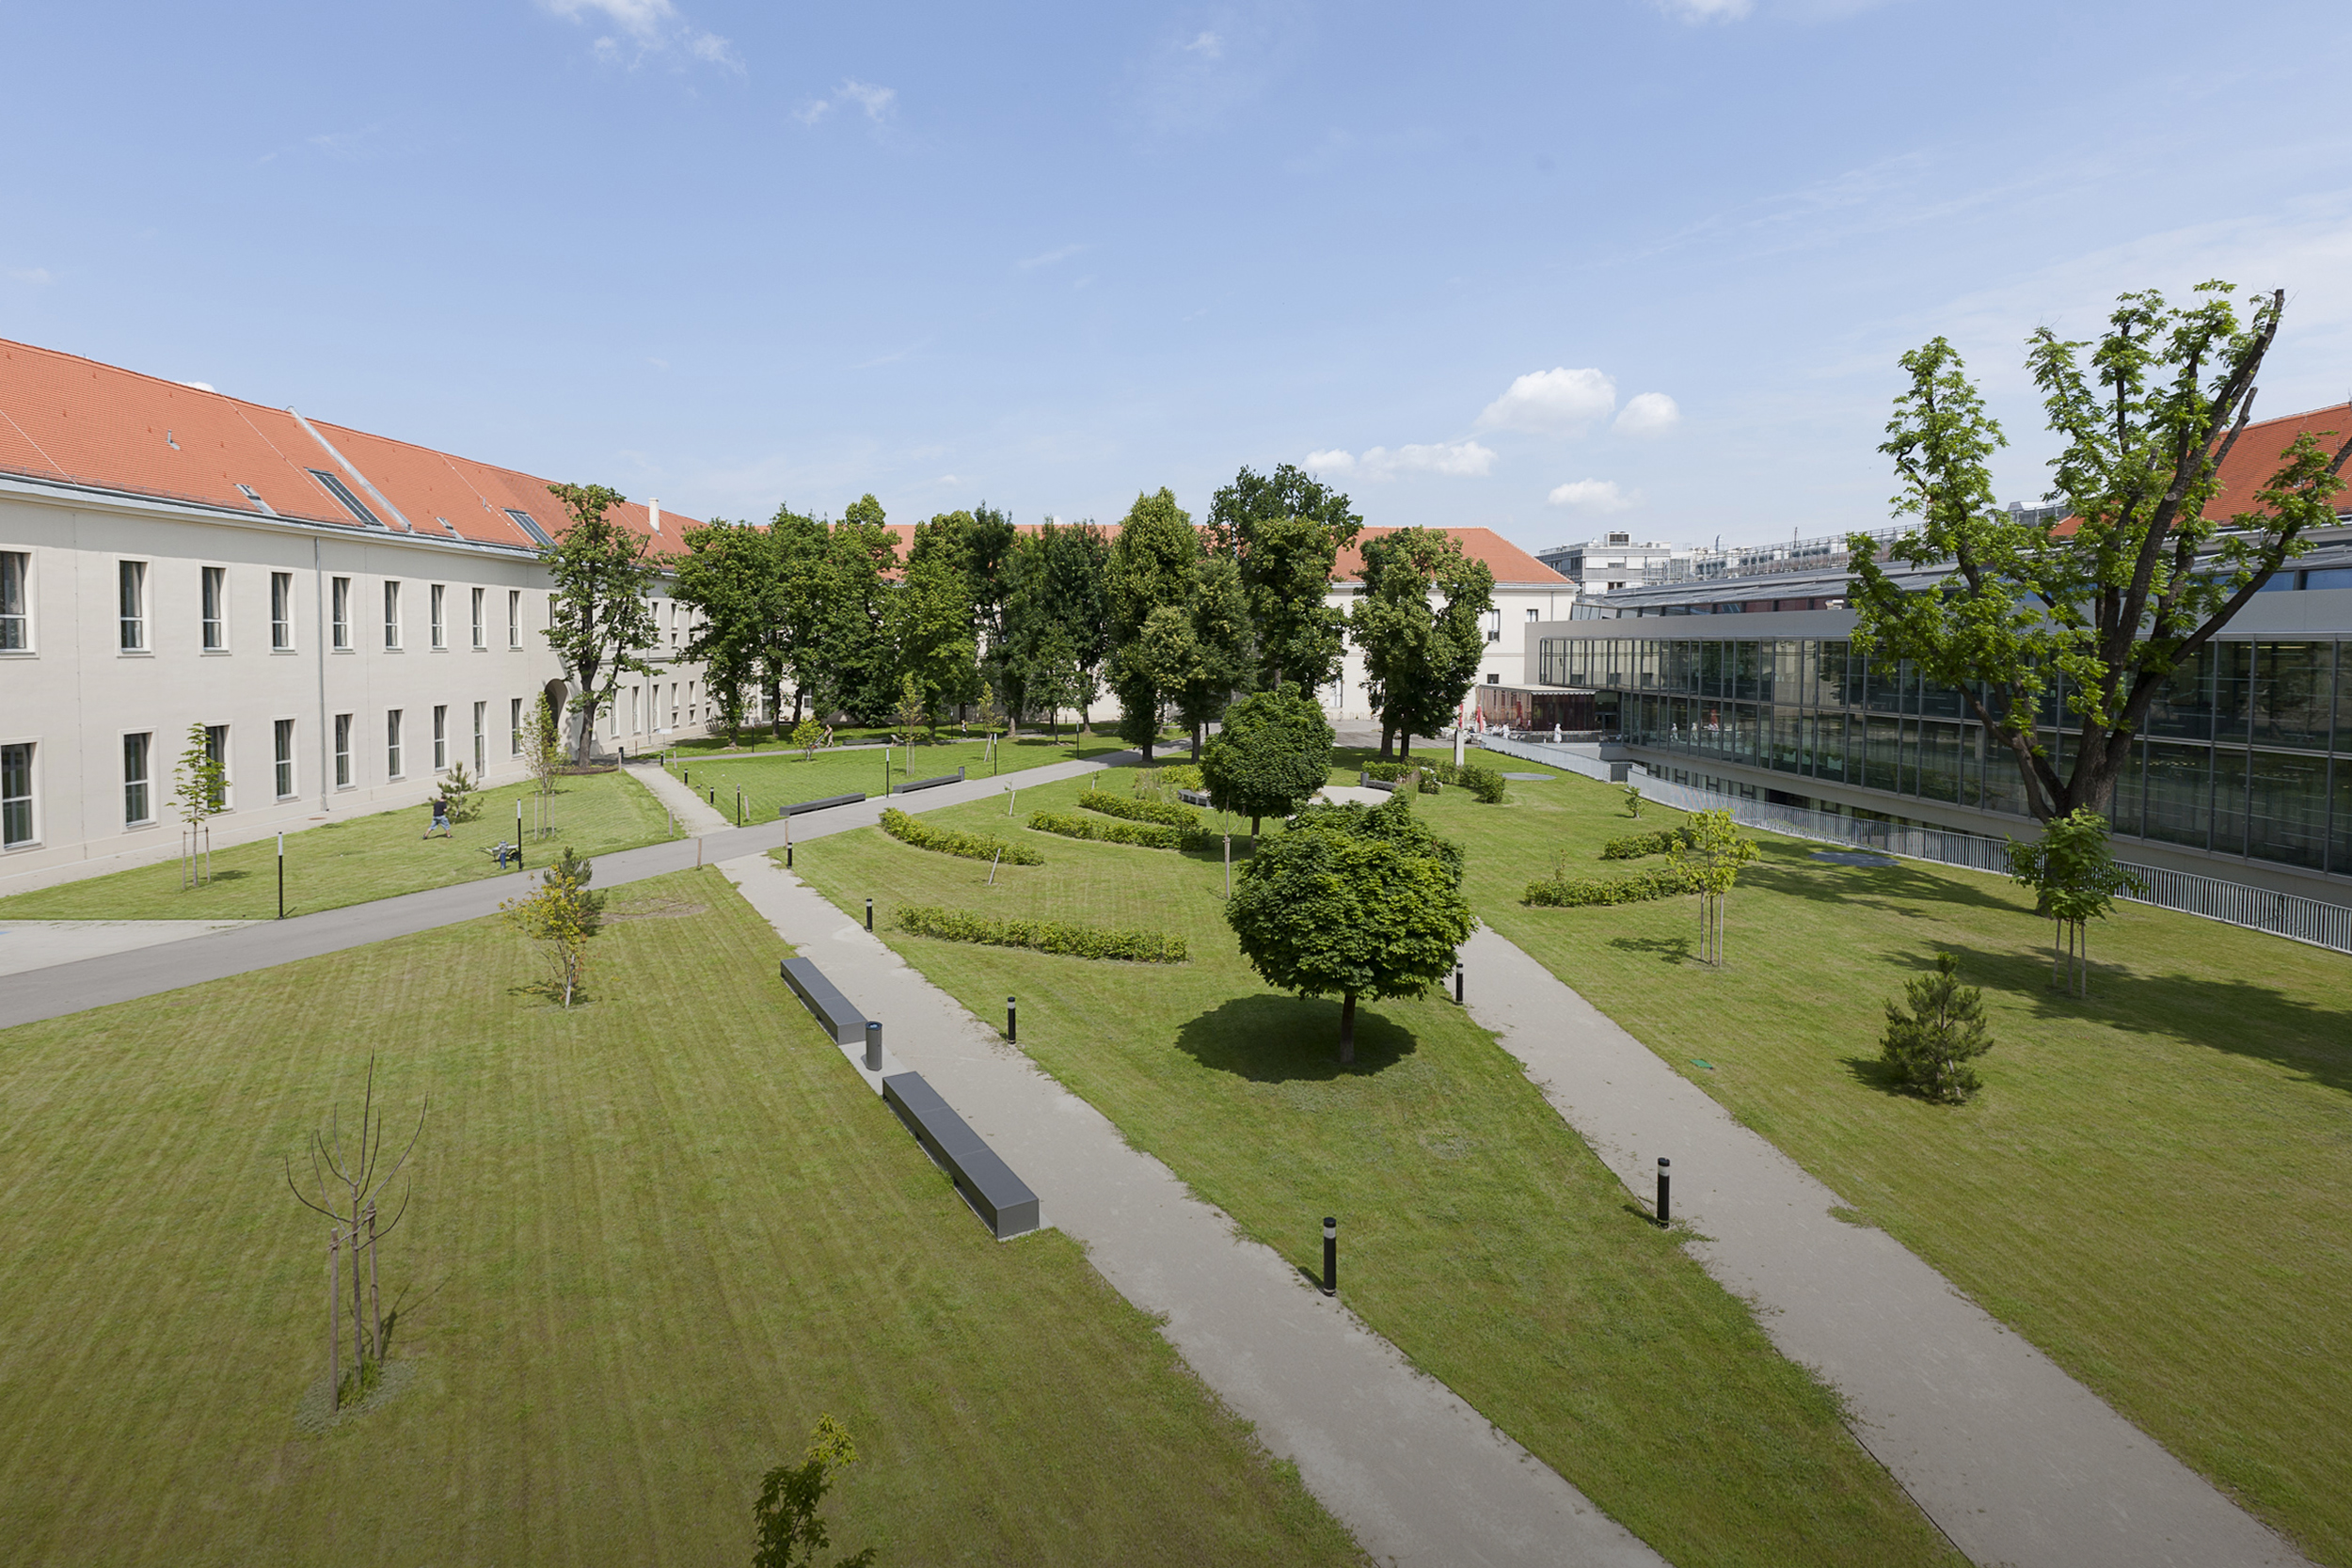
0, 339, 707, 894
1323, 527, 1574, 723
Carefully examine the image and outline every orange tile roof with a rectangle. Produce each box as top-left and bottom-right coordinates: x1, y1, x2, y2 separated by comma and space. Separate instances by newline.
0, 337, 694, 556
2202, 401, 2352, 521
1331, 526, 1569, 587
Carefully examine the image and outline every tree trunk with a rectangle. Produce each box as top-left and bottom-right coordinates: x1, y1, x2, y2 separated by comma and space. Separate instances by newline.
1378, 724, 1394, 762
1338, 991, 1357, 1065
1191, 724, 1202, 763
1400, 731, 1411, 759
1250, 814, 1262, 839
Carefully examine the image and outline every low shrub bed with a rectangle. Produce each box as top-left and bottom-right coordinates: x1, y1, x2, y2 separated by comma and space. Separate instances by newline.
1080, 791, 1202, 830
1359, 759, 1508, 803
879, 807, 1044, 864
1524, 863, 1694, 907
1027, 810, 1190, 850
895, 903, 1188, 963
1600, 823, 1698, 860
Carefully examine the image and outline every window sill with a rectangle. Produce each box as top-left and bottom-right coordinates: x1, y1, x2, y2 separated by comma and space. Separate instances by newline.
200, 649, 232, 656
118, 650, 153, 657
271, 647, 299, 656
2, 839, 43, 852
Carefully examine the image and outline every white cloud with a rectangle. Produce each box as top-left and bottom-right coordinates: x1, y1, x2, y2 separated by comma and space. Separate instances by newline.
1548, 479, 1637, 512
4, 267, 55, 286
1614, 391, 1682, 436
1652, 0, 1753, 22
1184, 31, 1222, 57
1307, 442, 1497, 480
179, 380, 216, 392
1478, 367, 1617, 435
544, 0, 674, 33
540, 0, 738, 71
1018, 244, 1086, 270
798, 79, 896, 124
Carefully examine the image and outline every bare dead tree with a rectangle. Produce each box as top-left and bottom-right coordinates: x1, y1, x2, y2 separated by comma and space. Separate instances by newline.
285, 1056, 425, 1409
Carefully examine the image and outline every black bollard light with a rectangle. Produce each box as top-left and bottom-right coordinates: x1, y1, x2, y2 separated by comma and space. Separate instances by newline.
865, 896, 874, 932
1454, 962, 1464, 1005
865, 1020, 882, 1071
1322, 1216, 1338, 1296
787, 842, 794, 868
1657, 1157, 1672, 1227
1007, 995, 1017, 1043
707, 786, 716, 806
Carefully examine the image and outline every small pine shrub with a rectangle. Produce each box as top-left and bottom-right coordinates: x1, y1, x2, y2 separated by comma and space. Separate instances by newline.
1601, 823, 1698, 861
879, 807, 1043, 864
1880, 953, 1994, 1103
896, 904, 1188, 963
1524, 863, 1694, 907
1026, 809, 1189, 850
1080, 790, 1202, 830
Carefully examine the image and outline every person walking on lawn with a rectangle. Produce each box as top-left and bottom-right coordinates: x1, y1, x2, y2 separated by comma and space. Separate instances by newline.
424, 795, 453, 839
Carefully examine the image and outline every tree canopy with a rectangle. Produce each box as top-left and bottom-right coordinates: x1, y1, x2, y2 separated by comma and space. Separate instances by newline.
1001, 520, 1110, 734
1346, 527, 1494, 758
1105, 488, 1203, 758
1200, 681, 1333, 835
670, 517, 773, 745
1207, 463, 1362, 693
1225, 793, 1474, 1063
1849, 282, 2352, 821
541, 482, 660, 763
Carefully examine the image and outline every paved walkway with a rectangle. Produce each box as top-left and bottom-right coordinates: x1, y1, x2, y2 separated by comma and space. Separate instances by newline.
719, 851, 1662, 1568
0, 918, 255, 978
1458, 926, 2308, 1568
0, 756, 1115, 1030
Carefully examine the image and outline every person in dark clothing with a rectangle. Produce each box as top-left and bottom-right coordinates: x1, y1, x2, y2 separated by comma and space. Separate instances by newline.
424, 796, 452, 838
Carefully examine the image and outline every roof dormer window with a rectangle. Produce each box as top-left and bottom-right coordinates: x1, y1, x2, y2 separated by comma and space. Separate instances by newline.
307, 468, 383, 528
503, 509, 554, 546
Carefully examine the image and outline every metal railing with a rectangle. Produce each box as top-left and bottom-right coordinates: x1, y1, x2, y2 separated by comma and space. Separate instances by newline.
1474, 739, 2352, 954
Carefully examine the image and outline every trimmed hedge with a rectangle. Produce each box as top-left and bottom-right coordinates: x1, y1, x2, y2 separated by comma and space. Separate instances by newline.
1026, 809, 1189, 850
1600, 823, 1698, 861
1080, 790, 1202, 830
878, 807, 1044, 864
1524, 863, 1695, 907
895, 903, 1187, 963
1360, 758, 1508, 803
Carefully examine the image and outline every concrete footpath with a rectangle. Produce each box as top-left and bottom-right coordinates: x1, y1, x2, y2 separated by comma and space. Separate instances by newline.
0, 918, 254, 978
1458, 926, 2308, 1568
720, 850, 1661, 1568
0, 755, 1114, 1030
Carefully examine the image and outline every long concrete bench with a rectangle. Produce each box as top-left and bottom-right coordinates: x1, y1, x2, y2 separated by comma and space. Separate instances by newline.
882, 1071, 1041, 1240
1358, 771, 1399, 792
891, 768, 966, 794
1176, 787, 1211, 807
779, 957, 870, 1046
779, 792, 866, 818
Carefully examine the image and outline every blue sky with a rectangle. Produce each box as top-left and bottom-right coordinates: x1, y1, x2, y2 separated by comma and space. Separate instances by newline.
5, 1, 2351, 557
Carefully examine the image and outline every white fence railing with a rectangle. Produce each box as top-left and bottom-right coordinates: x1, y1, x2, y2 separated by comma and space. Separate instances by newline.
1486, 747, 2352, 956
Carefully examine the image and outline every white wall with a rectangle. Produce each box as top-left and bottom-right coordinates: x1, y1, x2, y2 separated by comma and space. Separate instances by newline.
1320, 579, 1578, 722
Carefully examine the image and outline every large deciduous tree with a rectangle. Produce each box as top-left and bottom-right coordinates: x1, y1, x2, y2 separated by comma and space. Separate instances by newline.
892, 519, 982, 739
1105, 488, 1203, 760
820, 495, 901, 724
1849, 283, 2352, 822
766, 507, 834, 732
1225, 793, 1474, 1064
1002, 521, 1110, 735
1346, 527, 1495, 760
671, 517, 773, 747
541, 483, 661, 763
1200, 680, 1333, 837
1207, 463, 1363, 694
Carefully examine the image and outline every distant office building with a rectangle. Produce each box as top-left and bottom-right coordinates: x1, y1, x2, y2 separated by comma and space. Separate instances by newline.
1535, 532, 1680, 592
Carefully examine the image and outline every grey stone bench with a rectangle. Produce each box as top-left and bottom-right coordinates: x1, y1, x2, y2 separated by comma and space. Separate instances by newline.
1176, 787, 1211, 807
779, 792, 866, 817
891, 768, 966, 794
882, 1071, 1041, 1239
779, 957, 869, 1046
1358, 771, 1399, 792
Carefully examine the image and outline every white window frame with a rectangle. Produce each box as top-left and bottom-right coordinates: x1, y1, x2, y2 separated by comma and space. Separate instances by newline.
386, 709, 404, 779
470, 587, 485, 649
334, 713, 354, 788
331, 577, 352, 650
1, 740, 35, 847
510, 696, 523, 755
383, 581, 402, 650
272, 571, 295, 651
122, 731, 153, 825
119, 561, 149, 652
201, 565, 228, 651
472, 700, 486, 772
508, 590, 521, 648
430, 583, 446, 649
273, 718, 296, 800
433, 705, 448, 771
204, 723, 231, 812
0, 550, 28, 653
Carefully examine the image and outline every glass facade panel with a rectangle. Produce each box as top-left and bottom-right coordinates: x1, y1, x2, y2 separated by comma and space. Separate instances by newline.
2251, 641, 2332, 749
2146, 647, 2216, 740
2210, 748, 2249, 858
1865, 656, 1902, 713
1919, 721, 1962, 802
1734, 641, 1759, 702
1864, 715, 1899, 791
2109, 739, 2144, 837
2213, 643, 2254, 746
1813, 641, 1848, 709
1919, 671, 1964, 720
1771, 707, 1803, 773
2335, 759, 2352, 878
2248, 750, 2328, 869
2144, 742, 2210, 849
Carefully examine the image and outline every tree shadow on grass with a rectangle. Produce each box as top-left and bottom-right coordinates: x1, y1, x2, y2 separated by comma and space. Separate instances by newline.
1607, 934, 1695, 964
1741, 851, 2031, 921
1173, 993, 1420, 1084
1878, 937, 2352, 1099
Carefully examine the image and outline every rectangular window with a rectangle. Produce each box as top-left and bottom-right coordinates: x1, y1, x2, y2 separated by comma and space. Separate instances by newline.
0, 550, 25, 650
508, 590, 521, 648
2248, 749, 2328, 870
511, 696, 523, 755
472, 701, 486, 772
2250, 641, 2332, 750
119, 561, 148, 650
1, 742, 32, 846
433, 705, 448, 770
628, 686, 638, 736
271, 571, 294, 650
334, 713, 354, 787
274, 719, 295, 799
471, 587, 485, 648
332, 577, 351, 649
384, 581, 402, 649
205, 724, 230, 810
123, 732, 152, 824
308, 468, 383, 528
387, 709, 404, 778
201, 566, 227, 650
430, 584, 446, 649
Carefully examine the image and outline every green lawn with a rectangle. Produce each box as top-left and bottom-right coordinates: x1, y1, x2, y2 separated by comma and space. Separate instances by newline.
665, 735, 1126, 825
1425, 756, 2352, 1565
0, 869, 1364, 1567
0, 769, 673, 922
668, 721, 1136, 760
789, 768, 1962, 1568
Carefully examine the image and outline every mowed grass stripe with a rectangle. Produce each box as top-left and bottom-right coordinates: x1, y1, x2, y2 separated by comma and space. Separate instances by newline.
791, 766, 1962, 1568
1427, 757, 2352, 1564
0, 868, 1365, 1567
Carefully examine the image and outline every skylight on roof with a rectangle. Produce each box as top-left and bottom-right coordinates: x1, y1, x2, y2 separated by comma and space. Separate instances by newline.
307, 467, 382, 528
504, 508, 554, 546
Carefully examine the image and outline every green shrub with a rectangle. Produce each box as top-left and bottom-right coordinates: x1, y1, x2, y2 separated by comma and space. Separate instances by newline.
895, 903, 1188, 963
1154, 764, 1204, 791
1454, 763, 1507, 803
1026, 810, 1189, 850
1880, 952, 1994, 1102
1360, 759, 1505, 802
1080, 790, 1202, 830
1524, 863, 1694, 907
1601, 823, 1698, 861
879, 807, 1043, 864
